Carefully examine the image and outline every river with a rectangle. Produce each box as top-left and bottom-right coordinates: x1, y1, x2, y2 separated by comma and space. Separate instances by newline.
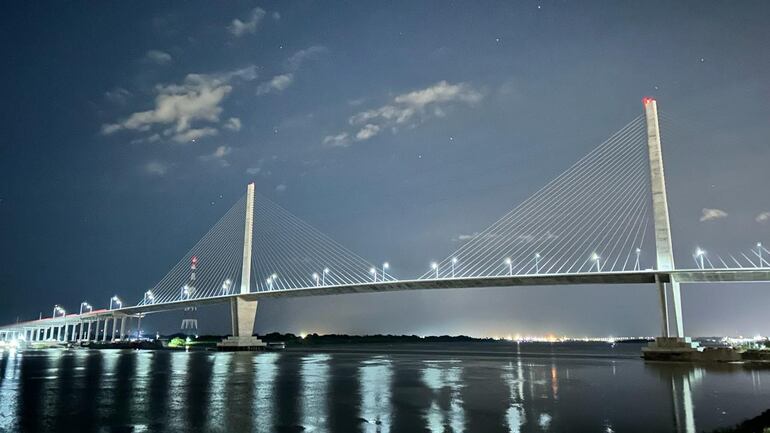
0, 342, 768, 432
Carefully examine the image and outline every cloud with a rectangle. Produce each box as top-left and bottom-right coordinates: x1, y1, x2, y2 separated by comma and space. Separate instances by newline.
326, 80, 483, 144
104, 87, 131, 104
228, 8, 266, 37
172, 127, 217, 143
355, 124, 380, 141
453, 232, 480, 242
246, 166, 262, 175
101, 66, 256, 143
275, 184, 287, 192
700, 208, 728, 222
224, 117, 241, 131
756, 212, 770, 223
322, 132, 350, 147
272, 11, 281, 20
145, 49, 172, 65
144, 161, 168, 176
286, 45, 327, 71
257, 73, 294, 95
199, 145, 232, 167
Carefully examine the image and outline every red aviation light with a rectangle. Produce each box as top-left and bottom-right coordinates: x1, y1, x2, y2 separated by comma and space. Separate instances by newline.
191, 256, 198, 264
642, 97, 656, 105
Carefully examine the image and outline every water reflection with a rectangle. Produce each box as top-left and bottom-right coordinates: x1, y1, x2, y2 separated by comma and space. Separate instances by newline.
0, 349, 20, 431
360, 356, 393, 432
252, 352, 278, 433
1, 346, 770, 433
502, 359, 525, 433
422, 360, 465, 432
301, 353, 330, 432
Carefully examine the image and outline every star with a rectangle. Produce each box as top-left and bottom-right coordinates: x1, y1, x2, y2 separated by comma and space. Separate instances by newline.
537, 4, 542, 9
699, 58, 705, 63
449, 136, 454, 141
495, 37, 501, 43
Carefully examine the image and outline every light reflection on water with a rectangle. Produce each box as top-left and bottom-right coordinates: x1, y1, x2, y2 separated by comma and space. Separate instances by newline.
422, 360, 465, 432
360, 356, 392, 432
0, 344, 769, 433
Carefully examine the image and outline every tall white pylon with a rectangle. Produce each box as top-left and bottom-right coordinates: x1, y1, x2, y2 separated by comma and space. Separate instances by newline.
229, 182, 259, 340
643, 97, 684, 337
240, 182, 255, 294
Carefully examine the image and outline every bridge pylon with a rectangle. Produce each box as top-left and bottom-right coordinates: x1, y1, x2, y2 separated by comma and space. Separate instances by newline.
218, 182, 266, 350
643, 98, 684, 338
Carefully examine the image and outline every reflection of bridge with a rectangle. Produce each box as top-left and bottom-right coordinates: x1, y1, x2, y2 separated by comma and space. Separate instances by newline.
1, 98, 768, 347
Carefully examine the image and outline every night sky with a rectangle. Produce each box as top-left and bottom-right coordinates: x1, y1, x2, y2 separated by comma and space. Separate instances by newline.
1, 1, 769, 337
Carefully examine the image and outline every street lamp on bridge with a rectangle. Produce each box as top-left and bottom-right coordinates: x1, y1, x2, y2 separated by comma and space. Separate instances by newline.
144, 290, 155, 304
635, 248, 641, 271
79, 302, 92, 315
312, 272, 320, 287
695, 248, 706, 269
109, 296, 122, 310
52, 305, 65, 318
757, 242, 765, 268
591, 253, 601, 272
382, 262, 389, 281
534, 253, 541, 274
451, 257, 458, 278
322, 268, 329, 286
504, 257, 513, 276
221, 279, 232, 295
430, 262, 439, 279
267, 274, 278, 290
369, 267, 377, 282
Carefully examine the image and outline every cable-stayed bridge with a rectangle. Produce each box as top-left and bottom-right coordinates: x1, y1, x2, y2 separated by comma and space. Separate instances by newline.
2, 98, 769, 349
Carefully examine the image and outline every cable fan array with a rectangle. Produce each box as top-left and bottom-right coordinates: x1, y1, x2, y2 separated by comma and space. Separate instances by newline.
250, 193, 379, 291
138, 196, 247, 305
421, 115, 652, 279
691, 243, 770, 270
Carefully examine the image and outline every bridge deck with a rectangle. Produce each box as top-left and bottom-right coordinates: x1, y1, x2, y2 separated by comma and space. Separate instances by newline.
1, 269, 768, 331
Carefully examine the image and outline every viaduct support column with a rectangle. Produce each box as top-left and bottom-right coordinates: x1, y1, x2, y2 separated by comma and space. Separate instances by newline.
119, 317, 127, 341
218, 182, 264, 351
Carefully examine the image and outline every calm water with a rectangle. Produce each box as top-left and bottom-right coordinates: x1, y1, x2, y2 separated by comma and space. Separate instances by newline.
0, 343, 768, 433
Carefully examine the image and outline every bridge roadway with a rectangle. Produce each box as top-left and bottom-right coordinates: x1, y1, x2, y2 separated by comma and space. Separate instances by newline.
1, 268, 769, 334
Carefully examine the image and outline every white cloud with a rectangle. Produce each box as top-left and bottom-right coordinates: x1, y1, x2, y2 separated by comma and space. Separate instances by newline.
199, 145, 232, 167
275, 184, 287, 192
700, 208, 728, 222
144, 161, 168, 176
224, 117, 241, 131
104, 87, 131, 104
145, 49, 172, 65
287, 45, 327, 70
246, 166, 262, 175
322, 132, 350, 147
272, 11, 281, 20
257, 73, 294, 95
101, 66, 256, 143
355, 124, 381, 141
228, 8, 266, 37
453, 232, 479, 242
328, 80, 483, 145
756, 211, 770, 223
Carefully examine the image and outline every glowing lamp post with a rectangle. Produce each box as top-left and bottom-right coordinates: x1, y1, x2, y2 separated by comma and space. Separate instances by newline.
144, 290, 155, 304
369, 267, 377, 282
695, 248, 706, 269
53, 305, 65, 318
221, 279, 232, 296
382, 262, 389, 281
322, 268, 329, 286
312, 273, 320, 287
591, 253, 601, 272
504, 258, 513, 276
635, 248, 641, 271
431, 262, 439, 279
534, 253, 541, 274
109, 296, 122, 310
79, 302, 92, 315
